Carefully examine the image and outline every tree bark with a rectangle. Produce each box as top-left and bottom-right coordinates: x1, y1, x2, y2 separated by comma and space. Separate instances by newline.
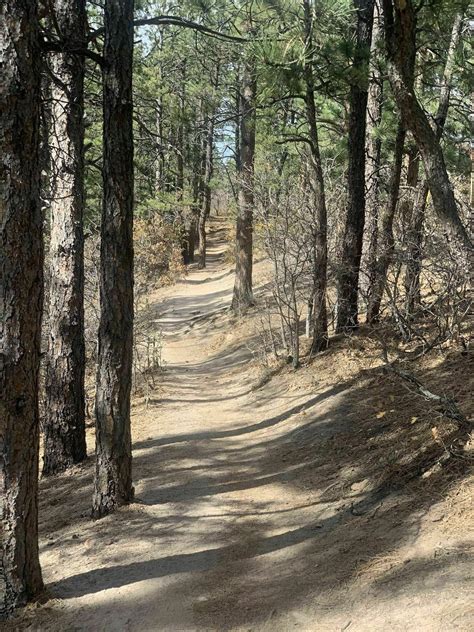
197, 120, 215, 268
336, 0, 375, 332
382, 0, 472, 250
302, 0, 328, 353
404, 178, 427, 315
154, 28, 165, 194
364, 0, 384, 312
0, 0, 44, 614
43, 0, 87, 476
198, 64, 219, 269
403, 8, 465, 315
231, 57, 256, 312
176, 60, 189, 264
188, 110, 205, 263
234, 64, 241, 173
197, 112, 214, 268
92, 0, 135, 518
366, 121, 406, 322
155, 96, 164, 193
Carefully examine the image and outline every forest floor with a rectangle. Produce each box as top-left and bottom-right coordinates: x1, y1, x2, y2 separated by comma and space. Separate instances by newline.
6, 218, 474, 632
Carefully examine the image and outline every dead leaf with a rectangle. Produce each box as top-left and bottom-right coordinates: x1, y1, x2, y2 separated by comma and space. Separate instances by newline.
431, 427, 441, 443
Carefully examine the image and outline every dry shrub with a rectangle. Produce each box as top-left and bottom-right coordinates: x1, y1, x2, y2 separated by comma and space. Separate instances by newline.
134, 214, 185, 294
79, 214, 185, 406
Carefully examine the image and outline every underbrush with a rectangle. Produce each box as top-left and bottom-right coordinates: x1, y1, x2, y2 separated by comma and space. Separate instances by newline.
80, 215, 186, 411
231, 258, 474, 528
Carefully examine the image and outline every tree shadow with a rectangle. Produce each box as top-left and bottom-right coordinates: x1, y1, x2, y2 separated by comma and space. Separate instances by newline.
134, 382, 348, 451
38, 347, 473, 630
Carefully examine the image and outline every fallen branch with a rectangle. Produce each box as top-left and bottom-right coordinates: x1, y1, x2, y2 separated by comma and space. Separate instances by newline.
382, 357, 471, 431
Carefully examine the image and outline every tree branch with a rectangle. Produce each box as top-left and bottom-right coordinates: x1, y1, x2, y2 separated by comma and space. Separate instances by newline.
41, 37, 105, 67
88, 15, 247, 44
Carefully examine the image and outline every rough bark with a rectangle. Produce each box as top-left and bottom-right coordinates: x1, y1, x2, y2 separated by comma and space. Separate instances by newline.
366, 122, 406, 322
302, 0, 328, 353
92, 0, 135, 518
336, 0, 375, 332
231, 58, 256, 312
0, 0, 44, 615
234, 65, 242, 173
382, 0, 472, 250
364, 0, 384, 311
43, 0, 87, 476
403, 9, 465, 315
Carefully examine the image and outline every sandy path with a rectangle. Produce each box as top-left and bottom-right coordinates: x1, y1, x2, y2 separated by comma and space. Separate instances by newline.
14, 221, 473, 632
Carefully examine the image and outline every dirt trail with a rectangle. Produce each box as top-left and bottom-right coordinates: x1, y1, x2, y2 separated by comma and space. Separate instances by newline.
11, 221, 473, 632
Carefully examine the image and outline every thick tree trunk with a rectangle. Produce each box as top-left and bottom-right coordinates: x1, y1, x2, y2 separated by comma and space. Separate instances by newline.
92, 0, 135, 518
382, 0, 472, 250
336, 0, 375, 332
43, 0, 87, 476
366, 122, 406, 322
302, 0, 328, 353
231, 59, 256, 312
403, 9, 465, 315
0, 1, 44, 615
364, 0, 384, 311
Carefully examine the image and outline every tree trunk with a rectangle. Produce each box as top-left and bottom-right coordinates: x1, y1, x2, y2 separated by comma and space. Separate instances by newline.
366, 121, 406, 322
0, 0, 44, 614
403, 8, 465, 315
382, 0, 472, 250
234, 64, 241, 173
198, 64, 219, 269
93, 0, 135, 519
188, 117, 204, 263
302, 0, 328, 353
198, 112, 215, 268
404, 179, 427, 315
176, 60, 189, 264
43, 0, 87, 476
154, 28, 165, 194
364, 0, 384, 311
336, 0, 375, 332
231, 58, 256, 312
155, 96, 164, 193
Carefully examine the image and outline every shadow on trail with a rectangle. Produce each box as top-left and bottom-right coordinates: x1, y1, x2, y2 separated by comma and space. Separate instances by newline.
38, 216, 473, 630
53, 517, 342, 599
183, 269, 234, 285
139, 286, 232, 336
134, 382, 348, 450
45, 349, 473, 631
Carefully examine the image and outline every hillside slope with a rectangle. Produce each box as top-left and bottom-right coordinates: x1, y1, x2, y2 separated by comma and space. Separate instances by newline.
8, 219, 473, 632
